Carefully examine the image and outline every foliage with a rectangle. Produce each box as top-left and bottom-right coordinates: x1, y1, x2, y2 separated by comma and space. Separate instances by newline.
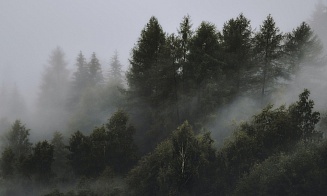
127, 121, 217, 195
68, 110, 138, 177
31, 140, 54, 182
216, 89, 321, 194
235, 141, 327, 195
0, 148, 15, 178
5, 120, 32, 158
254, 14, 284, 99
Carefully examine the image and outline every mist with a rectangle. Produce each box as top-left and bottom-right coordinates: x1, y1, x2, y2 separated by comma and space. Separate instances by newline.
1, 0, 327, 195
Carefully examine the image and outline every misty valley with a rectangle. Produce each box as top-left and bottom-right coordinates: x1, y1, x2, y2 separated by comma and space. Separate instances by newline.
1, 4, 327, 196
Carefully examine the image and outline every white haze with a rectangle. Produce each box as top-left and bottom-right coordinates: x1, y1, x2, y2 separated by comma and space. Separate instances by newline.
0, 0, 325, 140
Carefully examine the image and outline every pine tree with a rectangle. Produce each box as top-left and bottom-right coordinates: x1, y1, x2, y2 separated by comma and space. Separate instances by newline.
285, 22, 323, 75
88, 52, 104, 86
177, 15, 193, 64
6, 120, 32, 158
254, 15, 283, 100
220, 13, 253, 96
72, 51, 89, 92
108, 50, 123, 87
127, 16, 166, 102
37, 47, 70, 132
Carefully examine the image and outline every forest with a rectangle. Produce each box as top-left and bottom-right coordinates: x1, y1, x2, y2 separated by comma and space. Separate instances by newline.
1, 3, 327, 195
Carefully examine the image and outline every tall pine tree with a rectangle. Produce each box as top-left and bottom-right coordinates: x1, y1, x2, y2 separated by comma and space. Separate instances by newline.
254, 15, 283, 100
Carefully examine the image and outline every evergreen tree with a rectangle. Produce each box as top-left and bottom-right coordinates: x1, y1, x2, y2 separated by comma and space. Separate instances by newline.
105, 110, 138, 173
71, 51, 90, 97
6, 120, 32, 158
37, 47, 70, 132
67, 131, 92, 177
285, 22, 323, 75
88, 52, 104, 86
31, 140, 54, 182
254, 15, 283, 100
108, 50, 123, 87
0, 148, 15, 178
187, 21, 221, 90
220, 13, 253, 96
177, 15, 193, 64
51, 131, 70, 180
184, 21, 224, 123
127, 16, 166, 102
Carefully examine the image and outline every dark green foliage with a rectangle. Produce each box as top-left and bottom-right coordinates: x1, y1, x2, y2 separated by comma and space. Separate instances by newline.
51, 131, 71, 181
220, 13, 253, 96
235, 141, 327, 195
289, 89, 321, 141
216, 89, 321, 194
186, 21, 221, 89
0, 147, 15, 178
68, 110, 138, 177
127, 121, 217, 195
254, 15, 283, 99
32, 140, 54, 182
67, 131, 92, 177
127, 16, 166, 100
106, 110, 138, 173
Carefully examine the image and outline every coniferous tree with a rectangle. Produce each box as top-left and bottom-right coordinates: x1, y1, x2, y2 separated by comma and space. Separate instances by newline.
88, 52, 104, 87
185, 21, 224, 123
31, 140, 54, 182
106, 110, 138, 173
108, 50, 123, 87
285, 22, 323, 75
51, 131, 70, 180
37, 47, 70, 132
70, 51, 90, 104
6, 120, 32, 158
126, 16, 169, 151
254, 15, 284, 100
127, 16, 166, 103
67, 131, 92, 177
0, 148, 15, 179
220, 13, 253, 96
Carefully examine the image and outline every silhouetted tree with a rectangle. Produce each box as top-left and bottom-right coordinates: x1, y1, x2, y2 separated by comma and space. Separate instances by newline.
220, 13, 253, 96
254, 15, 283, 100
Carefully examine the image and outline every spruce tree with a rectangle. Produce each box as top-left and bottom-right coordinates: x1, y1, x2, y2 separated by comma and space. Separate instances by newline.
285, 22, 323, 74
254, 15, 283, 100
220, 13, 253, 96
88, 52, 104, 86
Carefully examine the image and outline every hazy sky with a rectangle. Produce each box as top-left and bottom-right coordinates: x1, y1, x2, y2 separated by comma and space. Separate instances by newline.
0, 0, 322, 106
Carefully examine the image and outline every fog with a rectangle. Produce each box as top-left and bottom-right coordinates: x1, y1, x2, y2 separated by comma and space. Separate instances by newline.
2, 0, 327, 195
0, 0, 319, 105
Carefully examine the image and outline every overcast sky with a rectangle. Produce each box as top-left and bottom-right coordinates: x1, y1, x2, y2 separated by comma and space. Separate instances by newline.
0, 0, 322, 106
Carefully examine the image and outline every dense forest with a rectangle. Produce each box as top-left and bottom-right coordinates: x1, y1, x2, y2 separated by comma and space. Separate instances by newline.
1, 3, 327, 195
